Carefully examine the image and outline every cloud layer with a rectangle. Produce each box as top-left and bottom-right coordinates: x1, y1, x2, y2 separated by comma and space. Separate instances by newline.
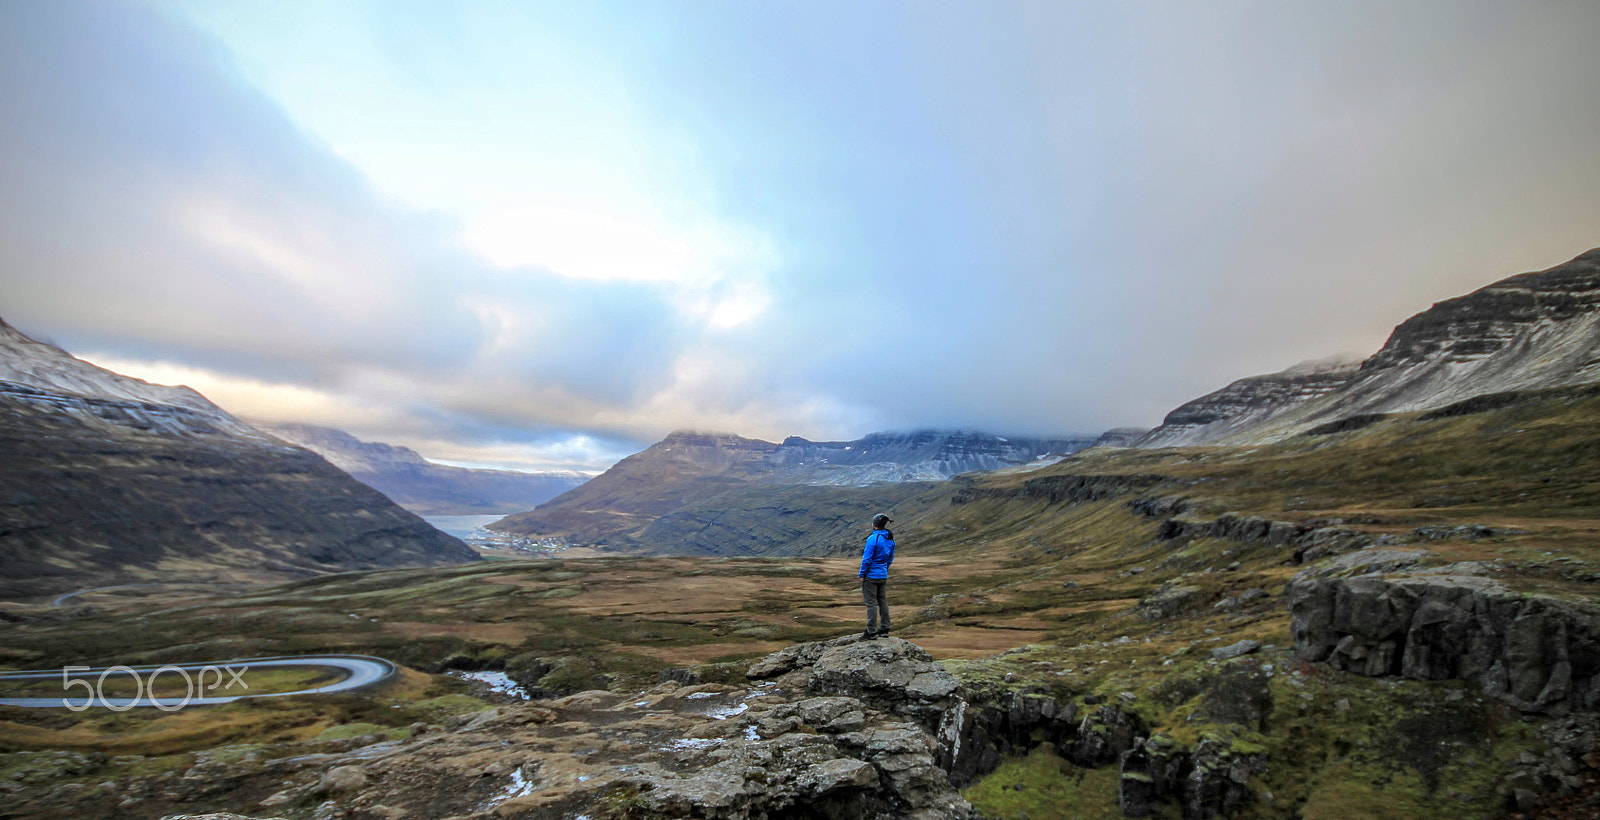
4, 1, 1600, 470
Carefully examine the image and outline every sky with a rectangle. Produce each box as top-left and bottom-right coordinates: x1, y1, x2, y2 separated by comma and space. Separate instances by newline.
3, 0, 1600, 473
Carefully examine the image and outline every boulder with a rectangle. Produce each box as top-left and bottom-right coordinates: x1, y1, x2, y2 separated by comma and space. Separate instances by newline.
318, 765, 366, 793
1211, 640, 1261, 661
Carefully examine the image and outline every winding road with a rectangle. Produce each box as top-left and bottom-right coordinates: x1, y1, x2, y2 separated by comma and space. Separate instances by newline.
0, 654, 396, 709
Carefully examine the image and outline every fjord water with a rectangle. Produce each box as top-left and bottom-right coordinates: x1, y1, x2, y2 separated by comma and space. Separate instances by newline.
421, 514, 506, 540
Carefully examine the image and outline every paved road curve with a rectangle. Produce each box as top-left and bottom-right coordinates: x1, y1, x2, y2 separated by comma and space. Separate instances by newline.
0, 654, 395, 708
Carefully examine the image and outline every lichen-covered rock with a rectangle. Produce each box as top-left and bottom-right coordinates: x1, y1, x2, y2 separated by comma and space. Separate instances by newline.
746, 635, 853, 679
1211, 640, 1261, 661
798, 757, 879, 794
630, 732, 879, 817
316, 765, 366, 793
760, 637, 965, 731
761, 696, 869, 734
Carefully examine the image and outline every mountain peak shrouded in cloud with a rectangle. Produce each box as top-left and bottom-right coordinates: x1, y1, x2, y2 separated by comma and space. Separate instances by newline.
4, 1, 1600, 473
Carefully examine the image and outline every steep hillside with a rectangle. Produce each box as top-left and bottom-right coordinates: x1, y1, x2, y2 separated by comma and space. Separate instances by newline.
1135, 357, 1361, 448
490, 429, 1091, 550
1139, 247, 1600, 446
257, 422, 588, 515
0, 320, 477, 598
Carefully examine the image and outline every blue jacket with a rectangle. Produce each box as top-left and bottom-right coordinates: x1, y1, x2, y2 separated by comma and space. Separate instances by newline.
860, 530, 896, 579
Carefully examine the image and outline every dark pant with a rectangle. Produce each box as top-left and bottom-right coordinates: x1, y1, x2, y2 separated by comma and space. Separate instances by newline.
862, 578, 889, 634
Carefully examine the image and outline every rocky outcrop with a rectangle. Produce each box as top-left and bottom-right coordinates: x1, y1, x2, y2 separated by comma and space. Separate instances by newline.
758, 638, 1274, 819
1133, 497, 1378, 564
951, 472, 1167, 506
749, 636, 964, 734
1288, 562, 1600, 713
258, 422, 588, 516
0, 320, 477, 597
1138, 248, 1600, 447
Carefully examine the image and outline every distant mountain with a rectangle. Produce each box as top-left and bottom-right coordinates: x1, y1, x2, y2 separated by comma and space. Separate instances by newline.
256, 422, 588, 516
1090, 427, 1154, 448
1138, 247, 1600, 447
490, 428, 1093, 552
0, 319, 477, 597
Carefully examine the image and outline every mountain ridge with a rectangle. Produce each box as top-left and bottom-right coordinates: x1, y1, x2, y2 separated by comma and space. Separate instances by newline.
0, 319, 478, 597
1138, 247, 1600, 447
489, 427, 1095, 551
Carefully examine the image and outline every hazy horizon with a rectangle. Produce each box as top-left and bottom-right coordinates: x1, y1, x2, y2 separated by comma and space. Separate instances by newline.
5, 0, 1600, 472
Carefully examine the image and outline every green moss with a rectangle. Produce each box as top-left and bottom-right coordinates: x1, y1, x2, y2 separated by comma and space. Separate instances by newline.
313, 722, 409, 742
406, 694, 493, 720
1293, 760, 1443, 819
963, 743, 1132, 820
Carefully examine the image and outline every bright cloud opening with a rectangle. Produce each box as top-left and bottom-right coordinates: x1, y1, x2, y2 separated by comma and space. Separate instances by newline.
466, 202, 698, 283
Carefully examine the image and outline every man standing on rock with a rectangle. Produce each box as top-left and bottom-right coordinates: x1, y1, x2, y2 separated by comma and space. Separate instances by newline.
859, 513, 896, 639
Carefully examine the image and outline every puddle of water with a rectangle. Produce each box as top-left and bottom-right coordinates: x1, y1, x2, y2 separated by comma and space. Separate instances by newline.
706, 703, 749, 720
686, 691, 718, 700
669, 738, 720, 750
